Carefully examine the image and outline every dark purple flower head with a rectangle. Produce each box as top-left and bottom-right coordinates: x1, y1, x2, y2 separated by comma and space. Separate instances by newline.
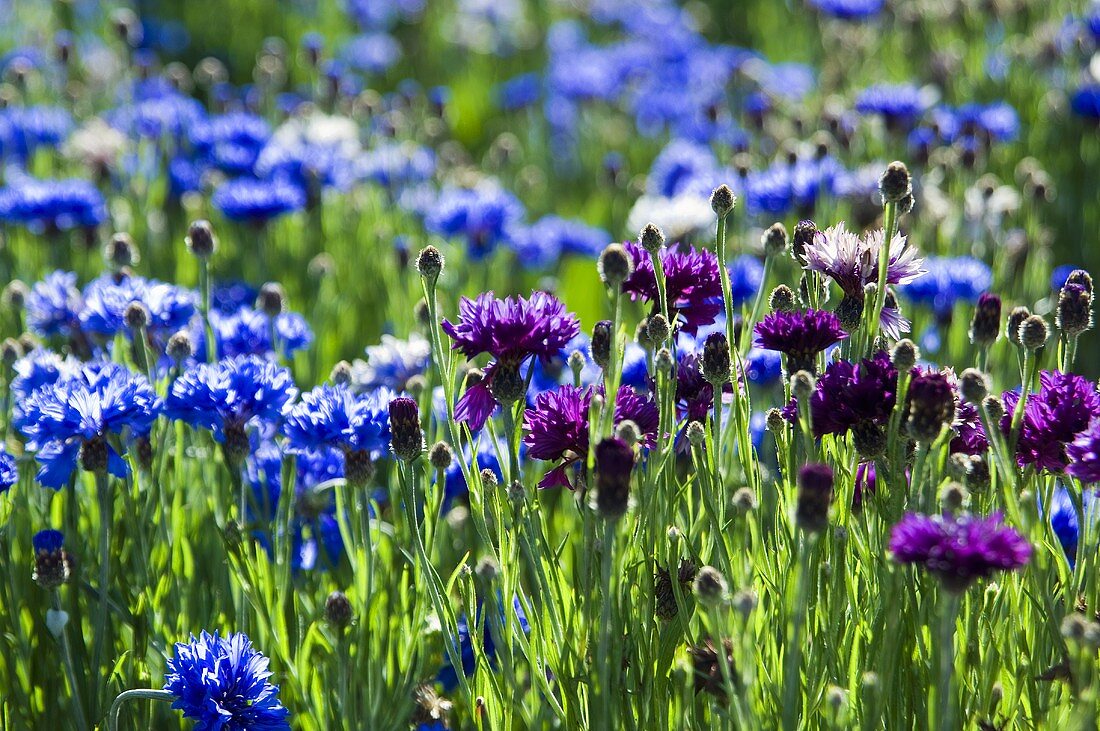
1001, 370, 1100, 473
889, 512, 1030, 592
784, 351, 897, 439
443, 291, 580, 431
388, 397, 423, 461
950, 401, 988, 456
621, 241, 723, 335
594, 437, 634, 520
1068, 419, 1100, 485
753, 309, 848, 374
523, 384, 658, 489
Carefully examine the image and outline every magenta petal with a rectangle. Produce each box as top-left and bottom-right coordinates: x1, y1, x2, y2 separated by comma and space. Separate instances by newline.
537, 462, 574, 490
454, 381, 498, 432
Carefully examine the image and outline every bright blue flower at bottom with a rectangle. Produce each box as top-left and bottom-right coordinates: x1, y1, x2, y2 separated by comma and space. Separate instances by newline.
164, 630, 290, 731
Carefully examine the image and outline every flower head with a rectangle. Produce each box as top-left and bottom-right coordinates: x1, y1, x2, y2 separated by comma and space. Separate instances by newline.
282, 384, 392, 459
0, 176, 107, 233
808, 0, 884, 20
437, 595, 530, 692
753, 309, 847, 373
523, 385, 658, 489
621, 241, 722, 335
443, 291, 580, 430
163, 630, 291, 731
80, 273, 197, 340
1001, 371, 1100, 473
889, 512, 1031, 592
352, 334, 431, 391
16, 362, 159, 488
212, 177, 305, 223
0, 446, 16, 493
854, 84, 926, 127
165, 356, 297, 448
26, 271, 82, 339
1067, 418, 1100, 484
783, 351, 897, 443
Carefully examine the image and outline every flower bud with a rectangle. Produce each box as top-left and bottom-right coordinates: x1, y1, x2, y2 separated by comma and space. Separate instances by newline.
958, 368, 989, 404
1, 338, 22, 366
1019, 315, 1049, 351
32, 530, 73, 590
615, 419, 641, 447
415, 245, 444, 282
791, 220, 816, 265
593, 437, 634, 520
710, 185, 736, 217
765, 408, 785, 432
692, 565, 728, 607
428, 441, 454, 471
105, 232, 138, 270
796, 463, 834, 533
769, 285, 796, 313
701, 333, 731, 385
256, 282, 285, 317
591, 320, 612, 369
567, 350, 586, 379
1056, 282, 1093, 336
654, 347, 674, 375
388, 398, 423, 461
891, 339, 919, 371
325, 591, 352, 629
330, 360, 353, 385
905, 372, 956, 442
791, 370, 816, 401
1005, 306, 1030, 347
968, 292, 1001, 346
598, 243, 634, 287
732, 487, 758, 512
685, 420, 706, 446
185, 219, 217, 258
762, 222, 788, 258
639, 223, 665, 254
124, 302, 149, 330
939, 481, 968, 513
646, 313, 671, 345
879, 161, 912, 203
2, 280, 27, 311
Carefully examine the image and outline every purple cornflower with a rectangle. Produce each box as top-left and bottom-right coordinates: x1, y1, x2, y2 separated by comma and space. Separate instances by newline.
1068, 419, 1100, 484
753, 309, 848, 374
164, 631, 290, 731
904, 368, 957, 442
442, 291, 580, 431
804, 222, 924, 338
15, 362, 159, 488
782, 351, 897, 449
1001, 370, 1100, 473
950, 402, 988, 456
523, 384, 658, 489
621, 241, 723, 335
889, 512, 1030, 592
164, 356, 297, 457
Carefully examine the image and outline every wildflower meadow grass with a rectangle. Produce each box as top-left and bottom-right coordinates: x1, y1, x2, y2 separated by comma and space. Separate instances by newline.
1, 0, 1100, 729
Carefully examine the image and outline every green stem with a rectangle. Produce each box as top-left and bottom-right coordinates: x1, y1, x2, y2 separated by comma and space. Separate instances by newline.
107, 688, 175, 731
53, 593, 89, 731
933, 593, 961, 731
92, 471, 112, 685
781, 536, 813, 731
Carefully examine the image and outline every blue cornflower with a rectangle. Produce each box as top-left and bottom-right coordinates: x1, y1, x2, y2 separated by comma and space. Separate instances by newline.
189, 112, 271, 176
347, 0, 425, 30
32, 529, 64, 554
163, 630, 290, 731
1045, 486, 1099, 569
496, 73, 541, 111
1052, 265, 1083, 291
80, 273, 197, 339
0, 105, 73, 161
807, 0, 884, 19
107, 90, 205, 141
0, 176, 107, 233
424, 182, 525, 261
508, 215, 611, 267
437, 595, 531, 691
247, 442, 352, 571
900, 256, 993, 319
932, 102, 1020, 143
729, 255, 765, 309
441, 434, 507, 509
10, 349, 82, 405
164, 356, 297, 445
0, 446, 17, 493
255, 113, 362, 193
745, 347, 782, 387
356, 141, 435, 190
1071, 86, 1100, 119
15, 362, 160, 488
854, 84, 926, 127
203, 307, 313, 360
646, 139, 720, 198
212, 177, 306, 223
342, 32, 403, 74
26, 271, 83, 338
353, 333, 431, 391
210, 281, 260, 314
283, 384, 393, 458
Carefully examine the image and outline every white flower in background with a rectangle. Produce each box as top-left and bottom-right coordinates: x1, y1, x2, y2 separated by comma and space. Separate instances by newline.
625, 193, 714, 243
63, 118, 127, 172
